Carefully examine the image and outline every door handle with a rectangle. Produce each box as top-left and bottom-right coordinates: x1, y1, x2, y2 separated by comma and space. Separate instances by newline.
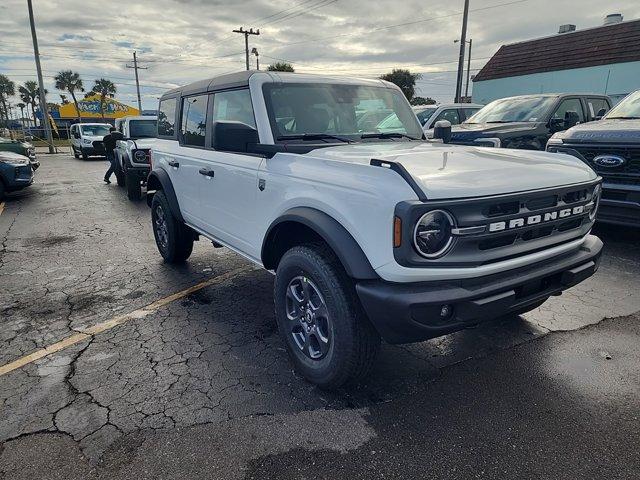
199, 168, 215, 177
167, 160, 179, 168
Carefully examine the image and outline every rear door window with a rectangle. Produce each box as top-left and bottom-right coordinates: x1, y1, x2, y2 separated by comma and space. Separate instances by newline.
587, 98, 610, 119
180, 95, 208, 147
158, 97, 177, 138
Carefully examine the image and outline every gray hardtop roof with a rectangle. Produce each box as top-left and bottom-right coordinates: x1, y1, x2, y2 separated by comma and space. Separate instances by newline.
160, 70, 392, 100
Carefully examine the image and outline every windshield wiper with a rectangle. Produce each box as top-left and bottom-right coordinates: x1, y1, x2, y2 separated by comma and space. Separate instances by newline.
360, 132, 420, 140
277, 133, 354, 143
606, 116, 640, 119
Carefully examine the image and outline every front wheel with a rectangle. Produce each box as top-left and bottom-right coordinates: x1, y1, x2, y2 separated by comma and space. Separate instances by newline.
274, 244, 380, 389
151, 190, 193, 263
115, 163, 125, 187
72, 147, 80, 159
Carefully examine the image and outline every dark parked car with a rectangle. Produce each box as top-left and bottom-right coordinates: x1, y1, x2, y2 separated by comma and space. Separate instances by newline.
449, 94, 612, 150
0, 136, 36, 161
547, 90, 640, 227
0, 151, 37, 201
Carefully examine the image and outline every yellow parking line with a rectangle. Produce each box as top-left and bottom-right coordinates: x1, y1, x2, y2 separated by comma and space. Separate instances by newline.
0, 265, 253, 377
0, 202, 4, 216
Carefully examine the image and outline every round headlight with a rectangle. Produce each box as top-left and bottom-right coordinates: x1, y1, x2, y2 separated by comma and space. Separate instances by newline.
589, 184, 601, 222
134, 150, 147, 162
413, 210, 455, 259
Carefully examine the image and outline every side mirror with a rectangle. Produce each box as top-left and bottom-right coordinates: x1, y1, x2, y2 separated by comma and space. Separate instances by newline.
212, 121, 258, 153
549, 118, 565, 133
564, 111, 580, 129
24, 135, 33, 141
433, 120, 452, 143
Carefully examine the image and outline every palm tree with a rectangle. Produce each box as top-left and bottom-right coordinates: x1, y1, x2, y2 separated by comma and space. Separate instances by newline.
267, 62, 295, 72
16, 102, 26, 128
19, 81, 39, 127
91, 79, 117, 119
0, 74, 15, 126
54, 70, 84, 124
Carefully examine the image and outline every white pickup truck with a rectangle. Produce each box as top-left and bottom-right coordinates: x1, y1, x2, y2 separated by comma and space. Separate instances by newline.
114, 115, 157, 200
147, 71, 603, 389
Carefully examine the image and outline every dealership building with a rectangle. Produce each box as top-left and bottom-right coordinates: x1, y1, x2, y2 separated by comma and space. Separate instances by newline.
472, 15, 640, 105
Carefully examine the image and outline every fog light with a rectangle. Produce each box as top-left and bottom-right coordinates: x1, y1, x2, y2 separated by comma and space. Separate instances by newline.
439, 304, 453, 319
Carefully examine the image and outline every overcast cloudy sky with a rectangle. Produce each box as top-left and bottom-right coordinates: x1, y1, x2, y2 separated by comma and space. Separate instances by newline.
2, 0, 640, 109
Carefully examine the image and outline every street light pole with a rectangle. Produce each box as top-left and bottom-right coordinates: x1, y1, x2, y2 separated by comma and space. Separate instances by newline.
464, 38, 473, 100
454, 0, 470, 103
126, 51, 148, 113
26, 0, 54, 153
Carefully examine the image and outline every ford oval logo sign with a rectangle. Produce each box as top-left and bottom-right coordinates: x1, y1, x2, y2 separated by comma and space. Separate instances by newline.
593, 155, 626, 168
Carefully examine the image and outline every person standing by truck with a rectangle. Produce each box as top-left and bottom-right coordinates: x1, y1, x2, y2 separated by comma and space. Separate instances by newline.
103, 127, 123, 184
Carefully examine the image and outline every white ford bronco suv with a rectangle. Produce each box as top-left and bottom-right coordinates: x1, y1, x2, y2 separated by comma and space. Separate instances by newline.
148, 71, 603, 389
114, 115, 157, 200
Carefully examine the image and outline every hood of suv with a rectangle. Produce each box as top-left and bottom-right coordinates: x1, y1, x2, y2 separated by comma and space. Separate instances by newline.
555, 119, 640, 144
132, 138, 156, 149
450, 121, 539, 140
307, 142, 597, 200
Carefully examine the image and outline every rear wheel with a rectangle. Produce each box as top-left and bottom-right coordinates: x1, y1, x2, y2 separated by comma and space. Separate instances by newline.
125, 171, 142, 201
274, 243, 380, 389
151, 190, 193, 263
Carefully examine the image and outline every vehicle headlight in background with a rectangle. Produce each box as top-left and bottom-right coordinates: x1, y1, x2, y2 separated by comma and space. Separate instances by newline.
589, 184, 601, 222
82, 138, 92, 145
413, 210, 455, 259
134, 150, 147, 162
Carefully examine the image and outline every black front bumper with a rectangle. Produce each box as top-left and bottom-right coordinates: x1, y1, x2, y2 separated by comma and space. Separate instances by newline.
356, 235, 603, 344
597, 183, 640, 227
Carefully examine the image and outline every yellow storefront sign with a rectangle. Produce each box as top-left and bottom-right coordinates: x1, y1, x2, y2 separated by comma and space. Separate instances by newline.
59, 94, 139, 119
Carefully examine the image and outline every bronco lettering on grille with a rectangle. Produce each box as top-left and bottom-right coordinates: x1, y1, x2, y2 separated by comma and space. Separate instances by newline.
488, 205, 585, 232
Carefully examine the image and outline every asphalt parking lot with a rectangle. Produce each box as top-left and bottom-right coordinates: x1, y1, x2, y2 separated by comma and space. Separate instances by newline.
1, 153, 639, 479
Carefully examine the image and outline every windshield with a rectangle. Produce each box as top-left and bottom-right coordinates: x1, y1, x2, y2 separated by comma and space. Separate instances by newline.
129, 119, 157, 138
466, 96, 558, 124
264, 83, 423, 142
605, 91, 640, 119
414, 107, 437, 126
81, 125, 111, 136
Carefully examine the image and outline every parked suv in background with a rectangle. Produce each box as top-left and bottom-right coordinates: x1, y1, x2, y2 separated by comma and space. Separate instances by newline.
148, 71, 603, 388
0, 136, 36, 162
114, 115, 157, 201
413, 103, 482, 137
449, 94, 611, 149
547, 90, 640, 227
70, 123, 112, 159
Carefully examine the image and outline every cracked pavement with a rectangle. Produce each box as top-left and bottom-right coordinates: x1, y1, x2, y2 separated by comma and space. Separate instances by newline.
0, 154, 639, 479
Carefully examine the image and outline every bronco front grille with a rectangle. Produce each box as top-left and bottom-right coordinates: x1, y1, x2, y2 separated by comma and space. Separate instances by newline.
394, 180, 600, 268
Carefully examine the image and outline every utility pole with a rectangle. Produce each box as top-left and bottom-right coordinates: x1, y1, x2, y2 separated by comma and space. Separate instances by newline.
464, 38, 473, 100
233, 27, 260, 70
454, 0, 470, 103
27, 0, 54, 153
126, 51, 147, 112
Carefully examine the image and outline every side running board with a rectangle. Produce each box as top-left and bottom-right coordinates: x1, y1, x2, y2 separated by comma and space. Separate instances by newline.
370, 158, 427, 201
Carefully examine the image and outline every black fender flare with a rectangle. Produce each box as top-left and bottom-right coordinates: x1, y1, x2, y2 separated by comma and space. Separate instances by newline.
262, 207, 378, 280
146, 168, 184, 223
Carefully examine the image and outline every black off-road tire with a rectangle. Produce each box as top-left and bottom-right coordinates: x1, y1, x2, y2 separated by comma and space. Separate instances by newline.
115, 164, 125, 187
151, 190, 193, 263
274, 243, 380, 389
0, 181, 5, 202
125, 171, 142, 201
